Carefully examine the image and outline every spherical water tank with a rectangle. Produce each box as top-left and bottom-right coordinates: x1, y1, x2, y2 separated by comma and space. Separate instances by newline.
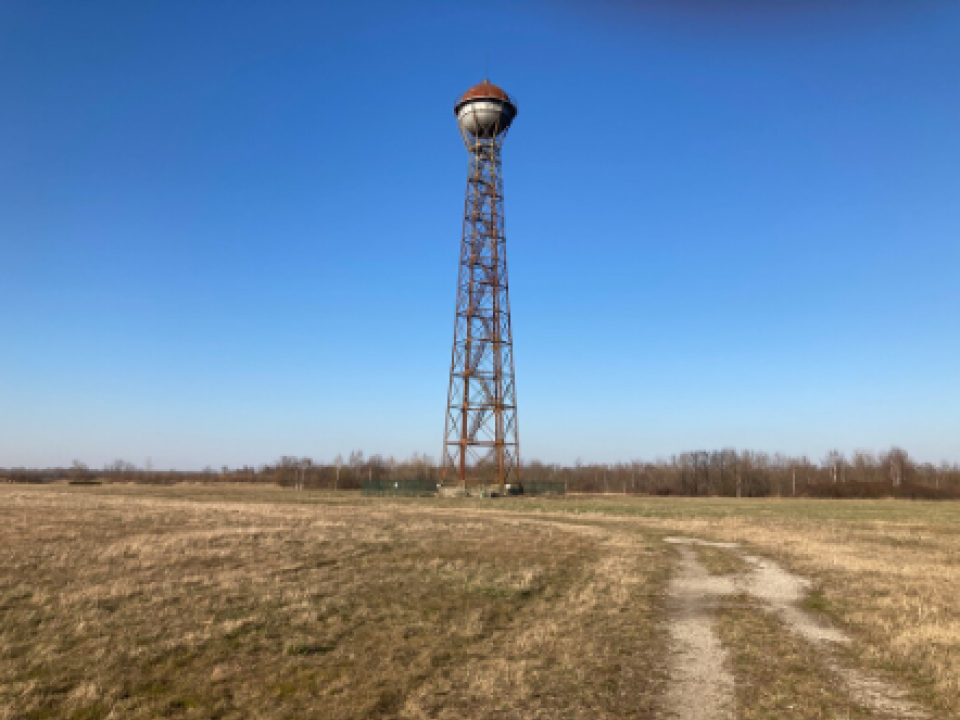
454, 80, 517, 139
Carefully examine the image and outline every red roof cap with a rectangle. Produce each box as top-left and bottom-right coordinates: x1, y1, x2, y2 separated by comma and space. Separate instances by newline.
458, 80, 512, 105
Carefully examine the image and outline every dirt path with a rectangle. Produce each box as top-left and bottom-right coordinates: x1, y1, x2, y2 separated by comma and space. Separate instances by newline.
662, 542, 736, 720
663, 537, 930, 720
738, 551, 928, 719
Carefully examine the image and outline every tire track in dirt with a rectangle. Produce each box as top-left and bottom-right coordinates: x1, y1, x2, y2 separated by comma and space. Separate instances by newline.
738, 552, 928, 719
664, 537, 930, 720
662, 542, 736, 720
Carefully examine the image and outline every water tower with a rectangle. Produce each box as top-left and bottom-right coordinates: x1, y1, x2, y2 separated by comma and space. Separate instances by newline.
440, 80, 521, 495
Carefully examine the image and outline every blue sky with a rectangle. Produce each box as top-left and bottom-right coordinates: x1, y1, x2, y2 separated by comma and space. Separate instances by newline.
2, 1, 958, 469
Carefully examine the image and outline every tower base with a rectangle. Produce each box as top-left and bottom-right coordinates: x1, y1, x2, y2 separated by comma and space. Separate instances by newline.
438, 484, 523, 498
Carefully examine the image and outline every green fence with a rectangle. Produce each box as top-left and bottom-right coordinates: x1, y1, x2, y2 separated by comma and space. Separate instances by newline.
361, 477, 439, 497
361, 477, 564, 498
521, 480, 566, 497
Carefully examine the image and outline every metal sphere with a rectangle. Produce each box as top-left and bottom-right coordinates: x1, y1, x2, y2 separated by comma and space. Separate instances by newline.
454, 80, 517, 139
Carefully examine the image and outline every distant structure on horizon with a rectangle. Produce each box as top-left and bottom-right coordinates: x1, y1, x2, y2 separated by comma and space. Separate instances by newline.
440, 80, 521, 495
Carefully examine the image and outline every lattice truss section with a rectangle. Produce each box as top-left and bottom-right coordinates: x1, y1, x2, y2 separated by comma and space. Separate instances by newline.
442, 139, 520, 489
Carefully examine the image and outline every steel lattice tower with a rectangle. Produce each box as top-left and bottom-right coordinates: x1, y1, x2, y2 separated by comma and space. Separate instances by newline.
441, 80, 521, 494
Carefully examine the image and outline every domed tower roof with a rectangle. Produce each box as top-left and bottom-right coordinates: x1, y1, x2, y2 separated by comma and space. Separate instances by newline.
456, 79, 513, 106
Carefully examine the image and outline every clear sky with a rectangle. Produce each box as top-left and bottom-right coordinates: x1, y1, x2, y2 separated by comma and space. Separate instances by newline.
2, 1, 958, 469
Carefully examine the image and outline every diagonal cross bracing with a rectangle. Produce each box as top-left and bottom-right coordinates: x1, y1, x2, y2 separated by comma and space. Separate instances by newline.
441, 137, 521, 492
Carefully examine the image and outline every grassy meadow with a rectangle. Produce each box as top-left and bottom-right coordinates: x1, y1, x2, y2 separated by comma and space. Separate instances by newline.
1, 484, 958, 719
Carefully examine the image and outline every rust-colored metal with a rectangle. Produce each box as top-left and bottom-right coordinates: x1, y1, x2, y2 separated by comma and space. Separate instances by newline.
441, 81, 521, 494
456, 79, 512, 106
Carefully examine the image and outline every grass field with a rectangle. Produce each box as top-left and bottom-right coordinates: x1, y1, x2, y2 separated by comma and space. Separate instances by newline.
2, 485, 958, 719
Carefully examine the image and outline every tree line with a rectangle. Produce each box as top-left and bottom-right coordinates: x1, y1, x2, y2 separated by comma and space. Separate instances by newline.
3, 446, 959, 498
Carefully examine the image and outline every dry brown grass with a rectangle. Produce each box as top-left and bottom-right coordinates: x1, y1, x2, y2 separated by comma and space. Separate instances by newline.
440, 494, 960, 716
0, 486, 668, 720
691, 543, 748, 577
719, 596, 874, 720
4, 486, 959, 719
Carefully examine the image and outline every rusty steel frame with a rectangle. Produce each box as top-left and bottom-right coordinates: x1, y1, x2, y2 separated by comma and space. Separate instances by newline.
440, 118, 520, 494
